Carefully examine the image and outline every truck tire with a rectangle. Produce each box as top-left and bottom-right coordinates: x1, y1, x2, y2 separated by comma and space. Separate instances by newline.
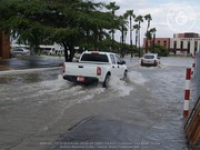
154, 62, 158, 67
102, 74, 110, 88
123, 70, 128, 79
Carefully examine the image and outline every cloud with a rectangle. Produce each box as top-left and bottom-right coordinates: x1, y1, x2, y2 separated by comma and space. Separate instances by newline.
93, 0, 200, 43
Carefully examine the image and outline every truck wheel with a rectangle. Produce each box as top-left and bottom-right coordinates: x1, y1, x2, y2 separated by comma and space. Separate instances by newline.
102, 74, 110, 88
154, 62, 158, 67
123, 70, 128, 79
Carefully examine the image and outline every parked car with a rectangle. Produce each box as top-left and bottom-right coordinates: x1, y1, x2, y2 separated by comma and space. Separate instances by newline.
48, 48, 64, 55
62, 51, 128, 88
39, 48, 51, 55
48, 48, 56, 55
141, 53, 160, 67
10, 48, 30, 57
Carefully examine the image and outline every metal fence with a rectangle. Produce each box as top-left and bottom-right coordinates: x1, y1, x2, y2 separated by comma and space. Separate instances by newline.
195, 52, 200, 99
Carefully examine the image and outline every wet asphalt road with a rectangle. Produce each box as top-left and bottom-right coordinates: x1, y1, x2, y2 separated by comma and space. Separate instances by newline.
0, 56, 196, 150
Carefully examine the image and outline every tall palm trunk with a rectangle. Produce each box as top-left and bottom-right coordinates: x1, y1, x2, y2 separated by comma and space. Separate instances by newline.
121, 29, 124, 58
135, 29, 138, 51
138, 21, 141, 57
145, 20, 151, 53
130, 16, 133, 58
144, 14, 152, 53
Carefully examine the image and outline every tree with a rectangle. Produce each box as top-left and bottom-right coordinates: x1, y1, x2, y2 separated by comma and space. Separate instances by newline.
144, 14, 152, 33
0, 0, 152, 60
149, 27, 157, 51
0, 0, 115, 61
117, 15, 128, 57
0, 0, 49, 53
106, 2, 120, 50
133, 24, 139, 51
150, 44, 168, 56
124, 10, 135, 58
144, 14, 152, 53
135, 15, 143, 57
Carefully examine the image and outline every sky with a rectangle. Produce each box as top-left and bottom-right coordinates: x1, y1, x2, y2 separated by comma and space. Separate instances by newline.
93, 0, 200, 44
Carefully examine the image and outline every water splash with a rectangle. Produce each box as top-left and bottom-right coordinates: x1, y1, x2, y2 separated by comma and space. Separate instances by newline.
109, 77, 134, 97
128, 71, 148, 85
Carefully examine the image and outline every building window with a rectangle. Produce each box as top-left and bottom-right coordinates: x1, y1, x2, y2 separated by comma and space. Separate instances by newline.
164, 41, 167, 47
187, 41, 190, 54
195, 41, 198, 52
181, 41, 183, 50
174, 41, 177, 49
157, 40, 160, 45
187, 41, 190, 49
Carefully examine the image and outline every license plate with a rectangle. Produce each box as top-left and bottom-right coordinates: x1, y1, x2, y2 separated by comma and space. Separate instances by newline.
77, 77, 85, 82
145, 60, 152, 64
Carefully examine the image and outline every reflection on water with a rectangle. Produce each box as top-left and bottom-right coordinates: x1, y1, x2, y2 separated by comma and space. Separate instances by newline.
0, 57, 64, 71
0, 73, 41, 84
0, 69, 62, 84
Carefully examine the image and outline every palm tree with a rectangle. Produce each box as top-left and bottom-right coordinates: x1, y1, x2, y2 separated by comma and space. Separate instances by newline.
79, 2, 113, 51
124, 10, 135, 58
149, 27, 157, 51
106, 2, 120, 50
144, 14, 152, 32
133, 24, 140, 51
144, 14, 152, 53
117, 15, 128, 57
135, 15, 143, 57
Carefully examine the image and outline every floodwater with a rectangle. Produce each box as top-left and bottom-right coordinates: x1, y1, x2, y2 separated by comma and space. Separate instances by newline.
0, 56, 195, 150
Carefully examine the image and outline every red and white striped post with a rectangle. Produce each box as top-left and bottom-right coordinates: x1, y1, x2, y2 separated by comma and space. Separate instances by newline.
183, 68, 191, 117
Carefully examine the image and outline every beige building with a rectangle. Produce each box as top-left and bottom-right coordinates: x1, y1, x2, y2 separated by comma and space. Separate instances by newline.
170, 33, 200, 55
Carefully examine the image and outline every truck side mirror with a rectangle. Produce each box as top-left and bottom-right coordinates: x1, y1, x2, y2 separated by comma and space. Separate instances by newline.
118, 61, 126, 65
121, 60, 126, 64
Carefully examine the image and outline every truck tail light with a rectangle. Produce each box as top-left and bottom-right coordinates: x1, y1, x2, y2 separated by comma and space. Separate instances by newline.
63, 63, 66, 73
97, 66, 101, 76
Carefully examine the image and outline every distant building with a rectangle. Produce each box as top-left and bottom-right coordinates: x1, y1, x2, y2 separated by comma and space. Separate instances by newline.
170, 33, 200, 55
143, 38, 170, 52
143, 32, 200, 55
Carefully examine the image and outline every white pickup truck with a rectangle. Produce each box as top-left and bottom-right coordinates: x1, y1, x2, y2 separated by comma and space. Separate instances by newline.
62, 51, 128, 87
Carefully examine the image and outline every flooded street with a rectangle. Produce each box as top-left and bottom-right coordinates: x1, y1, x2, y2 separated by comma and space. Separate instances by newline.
0, 56, 195, 150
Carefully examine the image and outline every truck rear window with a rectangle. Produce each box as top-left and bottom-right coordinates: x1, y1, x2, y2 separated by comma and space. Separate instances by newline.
80, 53, 109, 62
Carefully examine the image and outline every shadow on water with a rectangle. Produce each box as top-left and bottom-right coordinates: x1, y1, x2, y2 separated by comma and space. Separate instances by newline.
0, 69, 62, 84
0, 57, 63, 71
8, 59, 58, 69
0, 73, 41, 84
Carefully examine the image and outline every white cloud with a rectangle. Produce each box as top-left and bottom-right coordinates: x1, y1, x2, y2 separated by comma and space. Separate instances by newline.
93, 0, 200, 44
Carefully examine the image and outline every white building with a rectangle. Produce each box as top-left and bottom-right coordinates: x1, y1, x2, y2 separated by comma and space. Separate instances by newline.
170, 33, 200, 55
